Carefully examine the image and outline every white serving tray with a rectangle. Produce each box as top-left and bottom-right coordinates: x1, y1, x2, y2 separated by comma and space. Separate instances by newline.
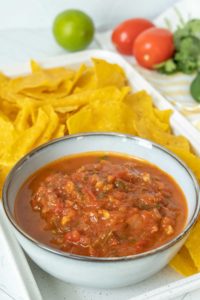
96, 0, 200, 130
1, 49, 200, 300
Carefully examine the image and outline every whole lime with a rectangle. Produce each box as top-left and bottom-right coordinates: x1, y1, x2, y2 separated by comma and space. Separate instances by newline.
52, 9, 95, 52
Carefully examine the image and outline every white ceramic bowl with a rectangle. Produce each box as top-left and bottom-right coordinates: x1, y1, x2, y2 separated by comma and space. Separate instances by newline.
3, 133, 200, 288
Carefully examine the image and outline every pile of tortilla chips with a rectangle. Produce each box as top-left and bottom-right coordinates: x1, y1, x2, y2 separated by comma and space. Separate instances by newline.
0, 57, 200, 275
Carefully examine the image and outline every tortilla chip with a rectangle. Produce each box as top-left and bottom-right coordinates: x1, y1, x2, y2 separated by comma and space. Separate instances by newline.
34, 106, 59, 146
125, 91, 172, 133
30, 60, 42, 73
0, 115, 16, 157
0, 84, 42, 107
0, 98, 18, 121
52, 86, 127, 112
9, 66, 75, 93
0, 108, 48, 165
185, 220, 200, 270
0, 72, 9, 89
170, 246, 198, 276
92, 58, 126, 88
73, 67, 96, 92
154, 107, 172, 125
134, 118, 190, 151
67, 97, 136, 135
52, 124, 66, 139
167, 146, 200, 181
14, 103, 33, 131
0, 164, 12, 194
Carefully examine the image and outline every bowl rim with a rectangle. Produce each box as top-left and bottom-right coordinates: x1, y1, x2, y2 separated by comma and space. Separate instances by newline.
2, 132, 200, 262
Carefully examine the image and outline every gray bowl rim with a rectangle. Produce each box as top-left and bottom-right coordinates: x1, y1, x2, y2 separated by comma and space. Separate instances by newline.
2, 132, 200, 263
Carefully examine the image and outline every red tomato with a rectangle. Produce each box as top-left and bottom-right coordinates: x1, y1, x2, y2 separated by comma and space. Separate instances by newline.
133, 27, 175, 69
112, 18, 154, 55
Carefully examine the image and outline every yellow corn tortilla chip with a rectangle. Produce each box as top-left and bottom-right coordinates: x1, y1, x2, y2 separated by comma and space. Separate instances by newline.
0, 164, 13, 195
167, 146, 200, 181
0, 115, 16, 157
0, 108, 48, 165
0, 72, 9, 88
170, 246, 198, 276
30, 60, 43, 73
185, 220, 200, 270
14, 103, 34, 131
52, 86, 129, 112
67, 98, 136, 135
93, 58, 126, 88
52, 124, 66, 139
8, 66, 75, 93
154, 107, 172, 124
19, 64, 89, 102
0, 84, 42, 107
57, 112, 71, 126
134, 118, 190, 151
73, 67, 96, 92
35, 106, 59, 146
55, 106, 79, 114
125, 91, 172, 133
0, 98, 18, 121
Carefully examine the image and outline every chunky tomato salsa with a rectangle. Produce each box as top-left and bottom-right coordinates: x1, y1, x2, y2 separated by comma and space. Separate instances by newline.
15, 152, 187, 257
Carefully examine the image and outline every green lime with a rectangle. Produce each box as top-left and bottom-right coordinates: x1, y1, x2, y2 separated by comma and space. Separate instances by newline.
52, 9, 95, 52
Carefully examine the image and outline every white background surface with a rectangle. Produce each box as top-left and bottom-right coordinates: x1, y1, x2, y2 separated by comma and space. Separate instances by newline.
1, 0, 200, 299
0, 0, 176, 29
0, 0, 176, 67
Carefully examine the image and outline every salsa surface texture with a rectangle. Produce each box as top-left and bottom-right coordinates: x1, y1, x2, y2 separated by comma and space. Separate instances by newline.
15, 152, 187, 257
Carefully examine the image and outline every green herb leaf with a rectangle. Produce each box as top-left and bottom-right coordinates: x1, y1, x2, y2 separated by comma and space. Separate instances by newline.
155, 59, 177, 74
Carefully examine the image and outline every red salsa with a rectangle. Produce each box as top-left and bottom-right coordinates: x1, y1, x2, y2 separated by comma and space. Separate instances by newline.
15, 152, 187, 257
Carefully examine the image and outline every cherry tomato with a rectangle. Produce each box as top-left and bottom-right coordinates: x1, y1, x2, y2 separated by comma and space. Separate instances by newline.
133, 27, 175, 69
112, 18, 154, 55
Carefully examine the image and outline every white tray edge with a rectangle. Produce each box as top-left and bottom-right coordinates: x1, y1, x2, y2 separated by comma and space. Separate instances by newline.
1, 48, 200, 300
0, 203, 42, 300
